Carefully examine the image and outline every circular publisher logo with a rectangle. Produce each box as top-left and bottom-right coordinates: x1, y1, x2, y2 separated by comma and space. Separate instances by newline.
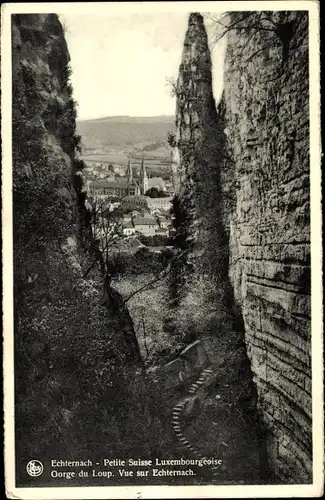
26, 460, 44, 477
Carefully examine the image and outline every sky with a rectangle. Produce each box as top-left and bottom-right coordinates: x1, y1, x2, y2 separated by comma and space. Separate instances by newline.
59, 12, 226, 120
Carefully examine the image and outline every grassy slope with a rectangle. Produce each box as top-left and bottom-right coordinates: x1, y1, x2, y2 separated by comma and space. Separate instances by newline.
114, 272, 261, 484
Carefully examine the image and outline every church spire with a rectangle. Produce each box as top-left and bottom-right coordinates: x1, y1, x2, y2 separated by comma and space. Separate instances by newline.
127, 156, 133, 183
140, 156, 148, 195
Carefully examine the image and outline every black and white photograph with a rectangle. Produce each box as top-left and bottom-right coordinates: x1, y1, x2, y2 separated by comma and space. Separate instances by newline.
2, 1, 323, 498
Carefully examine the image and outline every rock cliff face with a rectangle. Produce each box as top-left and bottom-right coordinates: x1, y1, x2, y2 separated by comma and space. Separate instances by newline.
172, 13, 262, 484
222, 11, 311, 483
12, 14, 156, 477
173, 13, 231, 283
174, 11, 311, 483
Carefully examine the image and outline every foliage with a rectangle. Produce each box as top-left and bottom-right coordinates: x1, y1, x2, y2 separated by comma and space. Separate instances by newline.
145, 186, 170, 198
172, 275, 232, 341
142, 140, 165, 152
114, 274, 185, 369
138, 234, 171, 247
165, 76, 178, 98
12, 15, 162, 463
167, 194, 193, 306
12, 75, 73, 273
15, 244, 156, 459
206, 11, 306, 79
88, 199, 123, 254
167, 131, 177, 148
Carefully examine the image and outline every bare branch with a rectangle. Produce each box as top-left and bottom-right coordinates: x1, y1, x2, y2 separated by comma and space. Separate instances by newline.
142, 314, 149, 358
245, 40, 277, 63
118, 249, 188, 308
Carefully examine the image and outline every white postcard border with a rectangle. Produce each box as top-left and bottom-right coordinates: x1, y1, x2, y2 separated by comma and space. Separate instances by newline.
2, 1, 323, 498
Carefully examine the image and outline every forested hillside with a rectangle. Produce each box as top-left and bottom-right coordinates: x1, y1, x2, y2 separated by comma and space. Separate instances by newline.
77, 115, 174, 153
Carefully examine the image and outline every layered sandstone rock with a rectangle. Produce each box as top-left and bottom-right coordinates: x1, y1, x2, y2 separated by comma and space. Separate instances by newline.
174, 12, 228, 279
173, 13, 261, 483
174, 10, 311, 484
222, 11, 311, 483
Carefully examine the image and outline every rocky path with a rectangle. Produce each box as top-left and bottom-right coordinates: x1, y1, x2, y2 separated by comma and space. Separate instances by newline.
161, 330, 263, 485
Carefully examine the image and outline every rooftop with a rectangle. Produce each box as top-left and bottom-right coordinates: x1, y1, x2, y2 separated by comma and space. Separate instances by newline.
90, 180, 128, 189
148, 197, 173, 202
90, 179, 139, 189
129, 238, 143, 248
122, 195, 148, 202
134, 217, 157, 226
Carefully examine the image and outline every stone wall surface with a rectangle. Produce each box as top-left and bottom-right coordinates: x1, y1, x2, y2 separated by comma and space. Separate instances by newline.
174, 10, 311, 484
173, 13, 262, 484
221, 11, 311, 483
174, 13, 229, 279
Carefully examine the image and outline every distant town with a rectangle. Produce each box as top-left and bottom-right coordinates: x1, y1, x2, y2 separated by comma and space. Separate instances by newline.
82, 155, 176, 256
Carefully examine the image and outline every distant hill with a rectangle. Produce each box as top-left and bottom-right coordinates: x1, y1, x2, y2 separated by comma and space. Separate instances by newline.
83, 115, 174, 123
76, 115, 175, 153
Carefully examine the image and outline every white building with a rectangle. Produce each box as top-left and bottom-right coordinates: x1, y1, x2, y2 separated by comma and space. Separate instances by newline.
147, 177, 166, 191
87, 158, 149, 201
134, 217, 159, 237
123, 221, 135, 236
147, 197, 173, 211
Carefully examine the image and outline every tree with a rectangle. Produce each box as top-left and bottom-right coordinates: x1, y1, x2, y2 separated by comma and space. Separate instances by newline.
166, 194, 193, 307
138, 234, 170, 247
145, 187, 169, 198
167, 131, 177, 148
205, 11, 305, 78
82, 198, 123, 280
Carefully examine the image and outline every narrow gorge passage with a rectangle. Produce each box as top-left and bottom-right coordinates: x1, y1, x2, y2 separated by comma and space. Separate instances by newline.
114, 248, 263, 484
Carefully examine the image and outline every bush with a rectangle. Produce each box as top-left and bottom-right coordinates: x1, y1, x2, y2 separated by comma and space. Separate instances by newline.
138, 234, 171, 247
145, 187, 170, 198
12, 14, 162, 464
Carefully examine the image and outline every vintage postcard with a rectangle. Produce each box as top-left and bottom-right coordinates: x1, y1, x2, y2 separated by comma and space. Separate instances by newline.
2, 1, 323, 498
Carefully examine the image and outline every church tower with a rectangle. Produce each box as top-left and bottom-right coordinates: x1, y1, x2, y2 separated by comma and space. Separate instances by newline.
140, 157, 148, 195
127, 157, 137, 195
126, 157, 133, 183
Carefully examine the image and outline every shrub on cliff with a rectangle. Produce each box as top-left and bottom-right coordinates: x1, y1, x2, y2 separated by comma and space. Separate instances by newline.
167, 194, 193, 306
